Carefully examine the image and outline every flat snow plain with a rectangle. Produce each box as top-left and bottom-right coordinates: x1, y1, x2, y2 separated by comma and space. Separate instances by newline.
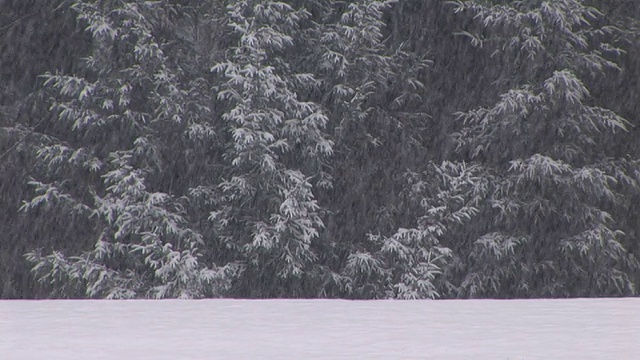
1, 298, 639, 359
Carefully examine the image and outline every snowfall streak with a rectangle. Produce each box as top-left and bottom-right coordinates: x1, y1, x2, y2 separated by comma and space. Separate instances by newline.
1, 299, 639, 360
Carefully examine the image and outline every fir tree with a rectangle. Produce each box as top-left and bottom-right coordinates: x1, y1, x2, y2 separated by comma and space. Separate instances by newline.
450, 0, 640, 297
211, 0, 333, 297
3, 0, 639, 299
23, 0, 235, 298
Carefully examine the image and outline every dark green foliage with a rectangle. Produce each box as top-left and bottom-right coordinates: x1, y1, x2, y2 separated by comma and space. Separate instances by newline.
1, 0, 639, 299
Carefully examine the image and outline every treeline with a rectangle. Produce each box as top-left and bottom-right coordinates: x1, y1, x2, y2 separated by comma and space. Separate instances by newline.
1, 0, 639, 299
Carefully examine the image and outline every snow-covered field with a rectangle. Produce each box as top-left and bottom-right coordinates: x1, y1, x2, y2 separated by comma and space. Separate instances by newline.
1, 298, 639, 359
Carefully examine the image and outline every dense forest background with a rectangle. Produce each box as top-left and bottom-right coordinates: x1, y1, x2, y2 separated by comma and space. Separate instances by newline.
1, 0, 639, 299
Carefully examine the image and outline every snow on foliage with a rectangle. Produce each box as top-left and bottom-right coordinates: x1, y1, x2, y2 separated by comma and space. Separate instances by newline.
8, 0, 640, 299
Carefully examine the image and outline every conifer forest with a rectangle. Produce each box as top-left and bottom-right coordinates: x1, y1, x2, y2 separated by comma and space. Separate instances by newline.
1, 0, 639, 300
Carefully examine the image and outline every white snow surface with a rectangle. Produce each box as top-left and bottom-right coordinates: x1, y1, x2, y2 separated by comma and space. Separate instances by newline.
2, 298, 639, 359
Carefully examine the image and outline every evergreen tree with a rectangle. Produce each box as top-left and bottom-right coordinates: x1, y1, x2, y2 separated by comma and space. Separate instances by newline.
449, 0, 640, 297
302, 0, 442, 298
209, 0, 335, 297
345, 161, 488, 299
0, 0, 90, 298
22, 0, 235, 298
2, 0, 639, 299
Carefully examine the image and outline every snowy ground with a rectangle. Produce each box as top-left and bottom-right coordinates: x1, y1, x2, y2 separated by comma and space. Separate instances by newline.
1, 298, 639, 359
